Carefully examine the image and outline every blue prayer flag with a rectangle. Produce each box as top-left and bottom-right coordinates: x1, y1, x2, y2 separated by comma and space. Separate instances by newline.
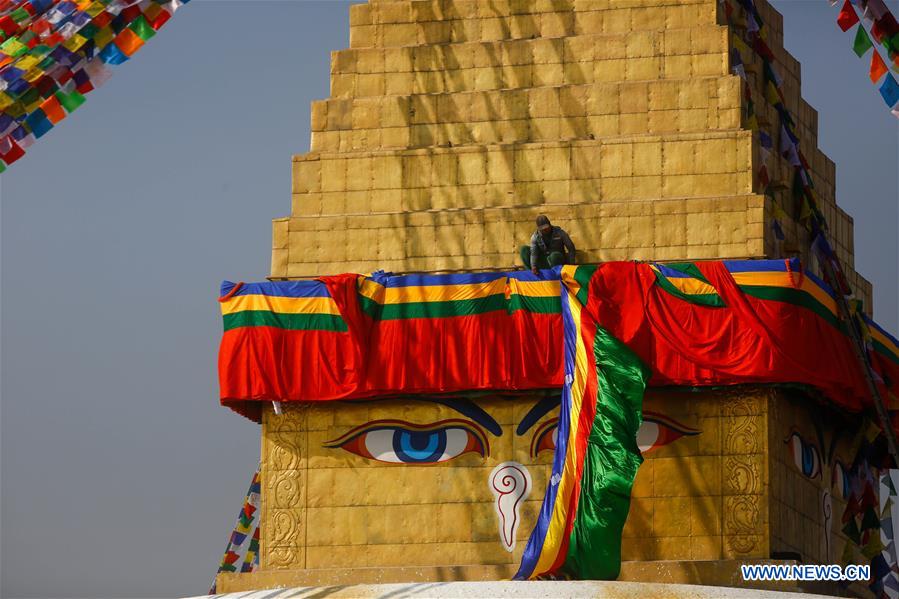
879, 74, 899, 107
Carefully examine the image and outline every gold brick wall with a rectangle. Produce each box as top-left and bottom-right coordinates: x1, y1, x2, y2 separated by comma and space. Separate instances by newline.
272, 0, 873, 310
767, 391, 869, 566
257, 388, 782, 571
257, 387, 876, 573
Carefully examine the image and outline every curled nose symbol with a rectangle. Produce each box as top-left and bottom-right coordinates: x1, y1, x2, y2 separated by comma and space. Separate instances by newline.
490, 462, 532, 552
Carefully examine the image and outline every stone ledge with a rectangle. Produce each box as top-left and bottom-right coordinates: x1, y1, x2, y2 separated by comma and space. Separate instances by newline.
215, 559, 824, 595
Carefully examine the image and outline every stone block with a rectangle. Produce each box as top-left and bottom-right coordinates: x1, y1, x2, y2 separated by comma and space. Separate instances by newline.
458, 151, 487, 185
600, 143, 633, 178
383, 23, 419, 47
270, 249, 287, 278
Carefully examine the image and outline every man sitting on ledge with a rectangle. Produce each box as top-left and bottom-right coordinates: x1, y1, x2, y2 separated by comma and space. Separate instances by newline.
520, 215, 577, 274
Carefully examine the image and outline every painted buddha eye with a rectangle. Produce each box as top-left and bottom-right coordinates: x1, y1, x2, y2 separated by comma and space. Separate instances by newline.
529, 412, 700, 457
832, 460, 851, 500
637, 412, 700, 454
324, 419, 488, 464
785, 431, 821, 479
530, 418, 559, 457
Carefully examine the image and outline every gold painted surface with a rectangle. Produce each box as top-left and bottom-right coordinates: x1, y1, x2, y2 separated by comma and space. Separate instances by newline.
269, 0, 872, 310
257, 388, 783, 571
243, 0, 880, 583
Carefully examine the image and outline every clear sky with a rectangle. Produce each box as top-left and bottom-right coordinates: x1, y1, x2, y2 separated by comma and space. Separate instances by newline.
0, 1, 896, 597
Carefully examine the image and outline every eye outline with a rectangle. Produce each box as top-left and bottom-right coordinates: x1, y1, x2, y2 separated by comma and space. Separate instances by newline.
323, 418, 489, 465
784, 429, 822, 479
530, 417, 559, 458
831, 459, 850, 500
637, 411, 701, 454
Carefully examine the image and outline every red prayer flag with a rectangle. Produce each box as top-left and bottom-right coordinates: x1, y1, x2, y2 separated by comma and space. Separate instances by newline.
0, 136, 24, 165
838, 0, 860, 31
870, 51, 889, 82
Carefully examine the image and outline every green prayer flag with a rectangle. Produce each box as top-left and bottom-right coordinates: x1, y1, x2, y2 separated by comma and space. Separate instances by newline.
854, 25, 873, 57
0, 37, 27, 58
10, 7, 30, 22
0, 161, 7, 174
79, 23, 99, 40
129, 16, 156, 42
561, 326, 652, 580
843, 518, 862, 544
862, 506, 880, 530
55, 90, 86, 113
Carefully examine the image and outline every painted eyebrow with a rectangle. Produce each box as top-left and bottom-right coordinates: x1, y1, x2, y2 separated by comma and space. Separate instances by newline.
414, 397, 503, 437
516, 395, 561, 436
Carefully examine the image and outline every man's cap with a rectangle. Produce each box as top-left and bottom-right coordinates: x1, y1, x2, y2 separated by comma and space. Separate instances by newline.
536, 215, 551, 227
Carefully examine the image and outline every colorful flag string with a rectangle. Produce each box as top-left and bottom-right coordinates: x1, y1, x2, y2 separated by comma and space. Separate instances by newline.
208, 464, 261, 594
834, 0, 899, 115
719, 0, 897, 464
0, 0, 190, 172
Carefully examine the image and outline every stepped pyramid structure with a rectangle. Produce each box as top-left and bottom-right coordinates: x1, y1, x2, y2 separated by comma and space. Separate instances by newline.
216, 0, 889, 594
272, 0, 872, 311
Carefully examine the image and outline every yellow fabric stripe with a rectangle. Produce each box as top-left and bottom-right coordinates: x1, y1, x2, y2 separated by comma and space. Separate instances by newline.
730, 271, 795, 287
666, 276, 718, 296
509, 279, 562, 298
561, 266, 580, 299
359, 278, 560, 305
797, 279, 838, 315
649, 264, 716, 296
220, 295, 341, 316
532, 286, 589, 577
871, 327, 899, 357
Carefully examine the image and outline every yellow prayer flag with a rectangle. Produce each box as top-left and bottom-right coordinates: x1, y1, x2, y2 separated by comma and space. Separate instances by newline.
24, 96, 41, 113
765, 81, 782, 105
15, 55, 39, 71
772, 202, 789, 222
23, 67, 44, 83
732, 35, 752, 57
746, 114, 759, 131
0, 92, 13, 110
93, 26, 113, 49
63, 34, 87, 52
86, 1, 106, 17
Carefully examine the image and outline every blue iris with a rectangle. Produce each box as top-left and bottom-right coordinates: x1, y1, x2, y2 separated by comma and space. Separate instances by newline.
393, 429, 447, 463
801, 443, 816, 476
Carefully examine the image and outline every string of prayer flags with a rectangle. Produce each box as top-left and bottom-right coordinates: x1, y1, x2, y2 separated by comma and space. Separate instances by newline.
209, 465, 261, 594
835, 0, 899, 113
0, 0, 190, 171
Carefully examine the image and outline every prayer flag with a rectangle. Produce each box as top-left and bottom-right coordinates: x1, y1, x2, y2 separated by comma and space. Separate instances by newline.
839, 0, 861, 31
38, 94, 64, 123
855, 24, 874, 56
880, 73, 899, 106
54, 88, 83, 112
871, 50, 889, 81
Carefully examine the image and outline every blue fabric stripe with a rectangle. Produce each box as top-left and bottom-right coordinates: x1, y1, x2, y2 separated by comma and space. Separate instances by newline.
514, 276, 577, 579
369, 272, 509, 287
722, 258, 797, 273
654, 264, 695, 279
367, 269, 563, 288
803, 270, 836, 301
220, 280, 331, 299
865, 315, 899, 349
